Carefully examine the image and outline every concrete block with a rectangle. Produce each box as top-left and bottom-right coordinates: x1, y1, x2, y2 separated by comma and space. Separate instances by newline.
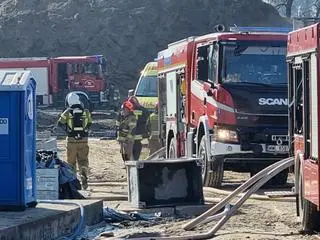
174, 204, 215, 218
0, 199, 103, 240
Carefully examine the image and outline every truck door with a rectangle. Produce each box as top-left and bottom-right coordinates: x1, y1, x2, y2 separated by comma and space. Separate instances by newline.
289, 56, 311, 158
302, 57, 311, 158
191, 42, 217, 126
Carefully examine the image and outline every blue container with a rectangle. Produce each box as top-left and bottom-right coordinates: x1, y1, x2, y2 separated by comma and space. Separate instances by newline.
0, 70, 37, 211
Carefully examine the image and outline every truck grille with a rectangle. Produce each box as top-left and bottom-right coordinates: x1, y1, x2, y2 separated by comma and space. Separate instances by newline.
236, 114, 288, 127
237, 127, 288, 145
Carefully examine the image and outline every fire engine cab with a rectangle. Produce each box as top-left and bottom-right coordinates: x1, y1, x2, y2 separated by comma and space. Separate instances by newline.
288, 22, 320, 232
157, 26, 290, 188
0, 55, 110, 106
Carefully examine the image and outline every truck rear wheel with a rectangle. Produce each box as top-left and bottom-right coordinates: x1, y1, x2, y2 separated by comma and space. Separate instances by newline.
299, 163, 320, 232
199, 136, 224, 188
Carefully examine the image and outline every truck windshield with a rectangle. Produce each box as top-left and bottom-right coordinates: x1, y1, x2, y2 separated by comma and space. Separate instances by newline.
135, 76, 158, 97
221, 44, 287, 85
82, 63, 98, 74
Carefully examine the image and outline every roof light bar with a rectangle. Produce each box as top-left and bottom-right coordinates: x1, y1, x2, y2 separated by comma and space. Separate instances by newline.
229, 26, 292, 33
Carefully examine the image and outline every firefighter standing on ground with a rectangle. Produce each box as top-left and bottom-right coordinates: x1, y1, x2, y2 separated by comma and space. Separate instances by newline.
116, 96, 150, 161
55, 93, 92, 190
147, 102, 162, 155
116, 99, 137, 161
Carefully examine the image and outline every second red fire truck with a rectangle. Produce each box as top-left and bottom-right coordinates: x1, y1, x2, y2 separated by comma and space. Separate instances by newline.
157, 26, 290, 188
0, 55, 118, 107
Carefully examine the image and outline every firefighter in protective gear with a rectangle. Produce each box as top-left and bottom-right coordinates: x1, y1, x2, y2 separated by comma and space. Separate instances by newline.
56, 93, 92, 190
117, 96, 150, 161
131, 96, 150, 160
116, 99, 137, 161
147, 102, 162, 155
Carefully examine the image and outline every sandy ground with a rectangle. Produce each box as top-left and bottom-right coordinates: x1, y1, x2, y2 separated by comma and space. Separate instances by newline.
37, 110, 319, 240
51, 139, 318, 240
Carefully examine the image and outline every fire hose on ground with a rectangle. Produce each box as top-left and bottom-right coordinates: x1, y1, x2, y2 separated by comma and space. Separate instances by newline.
126, 157, 294, 240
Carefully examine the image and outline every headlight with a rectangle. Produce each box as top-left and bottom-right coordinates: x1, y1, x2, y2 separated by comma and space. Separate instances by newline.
214, 128, 239, 143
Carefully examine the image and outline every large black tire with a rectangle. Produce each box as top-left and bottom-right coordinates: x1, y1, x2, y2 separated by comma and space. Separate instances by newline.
168, 138, 177, 159
199, 136, 224, 188
298, 163, 320, 232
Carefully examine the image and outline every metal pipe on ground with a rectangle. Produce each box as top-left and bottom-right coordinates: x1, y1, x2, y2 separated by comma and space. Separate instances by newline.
184, 157, 294, 231
125, 157, 294, 240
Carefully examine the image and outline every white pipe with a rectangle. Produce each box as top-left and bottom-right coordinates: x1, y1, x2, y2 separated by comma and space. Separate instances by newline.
199, 204, 231, 225
184, 157, 293, 231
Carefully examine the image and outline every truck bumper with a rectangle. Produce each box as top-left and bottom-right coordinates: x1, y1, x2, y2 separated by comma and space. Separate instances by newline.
209, 141, 288, 171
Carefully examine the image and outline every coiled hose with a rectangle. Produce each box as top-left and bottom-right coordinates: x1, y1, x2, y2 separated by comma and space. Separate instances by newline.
37, 200, 84, 240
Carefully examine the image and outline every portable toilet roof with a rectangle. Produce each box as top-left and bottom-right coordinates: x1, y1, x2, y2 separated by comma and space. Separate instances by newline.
0, 70, 34, 91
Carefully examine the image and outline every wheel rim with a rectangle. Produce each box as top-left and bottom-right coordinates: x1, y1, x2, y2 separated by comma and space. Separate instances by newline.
199, 144, 207, 181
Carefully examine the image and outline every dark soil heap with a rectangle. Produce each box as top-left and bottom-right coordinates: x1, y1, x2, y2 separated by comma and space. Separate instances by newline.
0, 0, 288, 94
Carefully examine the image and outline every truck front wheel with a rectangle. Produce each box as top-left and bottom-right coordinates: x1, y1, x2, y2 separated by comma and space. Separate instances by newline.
199, 136, 224, 188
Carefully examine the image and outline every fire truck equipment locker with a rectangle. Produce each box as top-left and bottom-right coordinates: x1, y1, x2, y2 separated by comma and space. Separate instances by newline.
0, 70, 37, 211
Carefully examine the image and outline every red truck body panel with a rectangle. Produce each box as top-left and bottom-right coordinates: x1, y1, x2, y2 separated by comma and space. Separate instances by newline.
288, 23, 320, 207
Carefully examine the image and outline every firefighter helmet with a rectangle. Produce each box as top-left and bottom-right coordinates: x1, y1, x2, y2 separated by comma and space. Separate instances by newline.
122, 99, 134, 112
67, 92, 81, 107
128, 96, 140, 107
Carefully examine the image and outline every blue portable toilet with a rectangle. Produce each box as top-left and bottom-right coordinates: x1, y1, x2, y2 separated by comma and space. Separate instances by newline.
0, 70, 37, 211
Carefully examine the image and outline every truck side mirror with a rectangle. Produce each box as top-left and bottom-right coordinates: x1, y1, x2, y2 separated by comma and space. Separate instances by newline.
128, 89, 134, 97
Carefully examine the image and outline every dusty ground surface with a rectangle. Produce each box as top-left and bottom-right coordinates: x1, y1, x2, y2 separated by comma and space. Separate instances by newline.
51, 139, 318, 240
37, 111, 319, 240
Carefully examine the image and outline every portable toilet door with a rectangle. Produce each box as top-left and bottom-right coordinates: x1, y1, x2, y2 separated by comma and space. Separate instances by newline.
0, 70, 37, 211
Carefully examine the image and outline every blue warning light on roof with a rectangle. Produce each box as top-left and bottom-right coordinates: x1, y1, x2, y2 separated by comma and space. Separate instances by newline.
229, 26, 292, 33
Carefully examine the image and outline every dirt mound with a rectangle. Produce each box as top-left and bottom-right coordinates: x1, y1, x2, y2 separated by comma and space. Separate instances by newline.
37, 109, 57, 129
0, 0, 288, 95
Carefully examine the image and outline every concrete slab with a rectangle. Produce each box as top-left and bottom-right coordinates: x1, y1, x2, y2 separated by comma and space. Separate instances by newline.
0, 199, 103, 240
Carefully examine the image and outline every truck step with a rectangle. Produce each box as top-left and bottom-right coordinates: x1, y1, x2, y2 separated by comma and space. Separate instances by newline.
264, 191, 296, 198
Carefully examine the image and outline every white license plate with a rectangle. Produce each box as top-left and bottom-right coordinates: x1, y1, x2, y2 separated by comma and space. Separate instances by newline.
266, 145, 289, 153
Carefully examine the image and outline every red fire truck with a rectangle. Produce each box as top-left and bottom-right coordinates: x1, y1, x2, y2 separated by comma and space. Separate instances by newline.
0, 55, 109, 106
157, 26, 290, 188
288, 22, 320, 232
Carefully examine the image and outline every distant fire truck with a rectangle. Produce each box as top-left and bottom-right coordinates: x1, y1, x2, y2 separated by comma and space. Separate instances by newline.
0, 55, 112, 106
288, 22, 320, 232
157, 26, 290, 188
